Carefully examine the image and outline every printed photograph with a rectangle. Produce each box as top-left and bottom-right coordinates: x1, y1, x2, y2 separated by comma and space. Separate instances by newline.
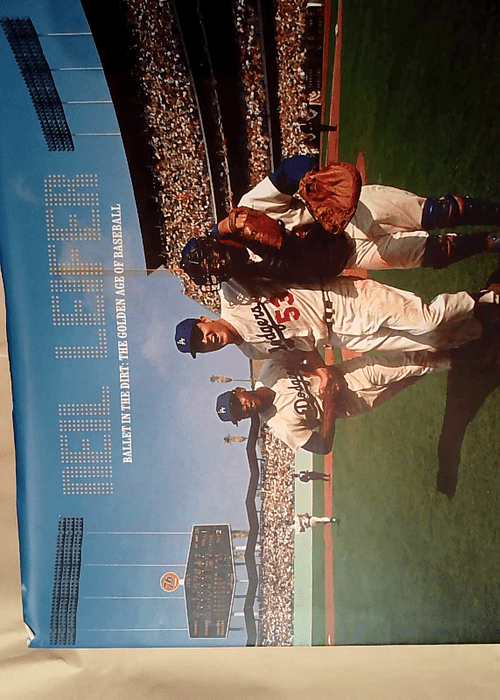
1, 0, 500, 648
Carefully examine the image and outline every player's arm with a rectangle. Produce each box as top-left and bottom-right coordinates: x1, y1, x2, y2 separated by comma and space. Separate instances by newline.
301, 380, 337, 455
238, 156, 318, 226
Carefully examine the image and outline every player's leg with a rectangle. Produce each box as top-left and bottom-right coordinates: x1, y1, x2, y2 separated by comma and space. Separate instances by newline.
344, 185, 430, 269
360, 188, 500, 232
422, 194, 500, 229
330, 276, 478, 338
355, 185, 427, 234
345, 185, 500, 270
336, 350, 452, 415
328, 276, 499, 354
420, 193, 500, 267
309, 516, 333, 527
335, 341, 499, 419
420, 232, 495, 268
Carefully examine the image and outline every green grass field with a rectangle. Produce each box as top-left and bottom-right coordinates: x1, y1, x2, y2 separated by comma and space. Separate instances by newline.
312, 0, 500, 645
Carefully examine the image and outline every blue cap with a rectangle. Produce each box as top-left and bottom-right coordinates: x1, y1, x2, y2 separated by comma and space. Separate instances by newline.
216, 391, 241, 425
175, 318, 202, 358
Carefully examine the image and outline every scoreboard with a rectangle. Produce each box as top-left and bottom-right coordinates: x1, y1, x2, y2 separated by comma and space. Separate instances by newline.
184, 525, 236, 638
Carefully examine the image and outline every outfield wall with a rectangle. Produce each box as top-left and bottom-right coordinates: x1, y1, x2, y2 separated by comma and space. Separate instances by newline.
293, 450, 314, 646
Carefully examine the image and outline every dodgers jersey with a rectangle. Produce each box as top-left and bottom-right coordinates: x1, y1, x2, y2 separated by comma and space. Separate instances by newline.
220, 279, 330, 359
256, 359, 324, 450
256, 351, 452, 451
220, 276, 480, 357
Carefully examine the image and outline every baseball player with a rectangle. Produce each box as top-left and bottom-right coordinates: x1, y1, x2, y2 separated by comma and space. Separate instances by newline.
214, 348, 482, 454
175, 275, 500, 381
237, 154, 500, 271
179, 156, 500, 292
294, 514, 338, 533
294, 470, 329, 482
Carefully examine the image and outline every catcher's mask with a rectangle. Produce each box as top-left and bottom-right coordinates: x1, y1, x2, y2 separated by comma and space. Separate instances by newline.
179, 236, 230, 290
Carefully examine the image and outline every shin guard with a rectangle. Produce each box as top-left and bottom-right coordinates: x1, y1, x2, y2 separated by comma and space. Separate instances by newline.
422, 194, 500, 229
421, 232, 489, 268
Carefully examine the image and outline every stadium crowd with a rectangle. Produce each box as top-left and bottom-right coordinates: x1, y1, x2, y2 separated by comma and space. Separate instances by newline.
231, 0, 320, 184
275, 0, 318, 157
231, 0, 271, 186
257, 427, 295, 646
124, 0, 223, 310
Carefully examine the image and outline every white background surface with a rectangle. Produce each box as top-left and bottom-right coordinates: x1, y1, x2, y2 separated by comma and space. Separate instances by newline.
0, 273, 499, 699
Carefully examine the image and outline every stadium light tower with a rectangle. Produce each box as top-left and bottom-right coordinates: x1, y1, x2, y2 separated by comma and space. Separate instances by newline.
210, 375, 251, 384
223, 435, 246, 444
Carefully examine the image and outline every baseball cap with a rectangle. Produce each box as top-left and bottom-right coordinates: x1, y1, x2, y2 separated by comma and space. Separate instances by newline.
216, 390, 242, 425
175, 318, 202, 358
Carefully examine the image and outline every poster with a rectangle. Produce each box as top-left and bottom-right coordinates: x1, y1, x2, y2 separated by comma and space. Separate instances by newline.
1, 0, 500, 650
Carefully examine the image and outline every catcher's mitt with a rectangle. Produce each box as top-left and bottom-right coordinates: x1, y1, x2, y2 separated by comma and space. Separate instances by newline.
218, 206, 285, 249
298, 161, 362, 233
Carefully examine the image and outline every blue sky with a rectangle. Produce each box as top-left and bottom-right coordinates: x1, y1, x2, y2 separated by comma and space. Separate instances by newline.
0, 0, 253, 647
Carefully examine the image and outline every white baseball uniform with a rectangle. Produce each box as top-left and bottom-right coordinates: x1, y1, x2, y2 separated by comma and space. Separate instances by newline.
239, 177, 429, 270
220, 278, 481, 359
293, 515, 336, 533
256, 351, 452, 451
294, 513, 313, 533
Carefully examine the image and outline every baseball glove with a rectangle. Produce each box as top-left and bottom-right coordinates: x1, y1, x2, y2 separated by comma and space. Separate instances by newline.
218, 206, 285, 249
298, 161, 362, 234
